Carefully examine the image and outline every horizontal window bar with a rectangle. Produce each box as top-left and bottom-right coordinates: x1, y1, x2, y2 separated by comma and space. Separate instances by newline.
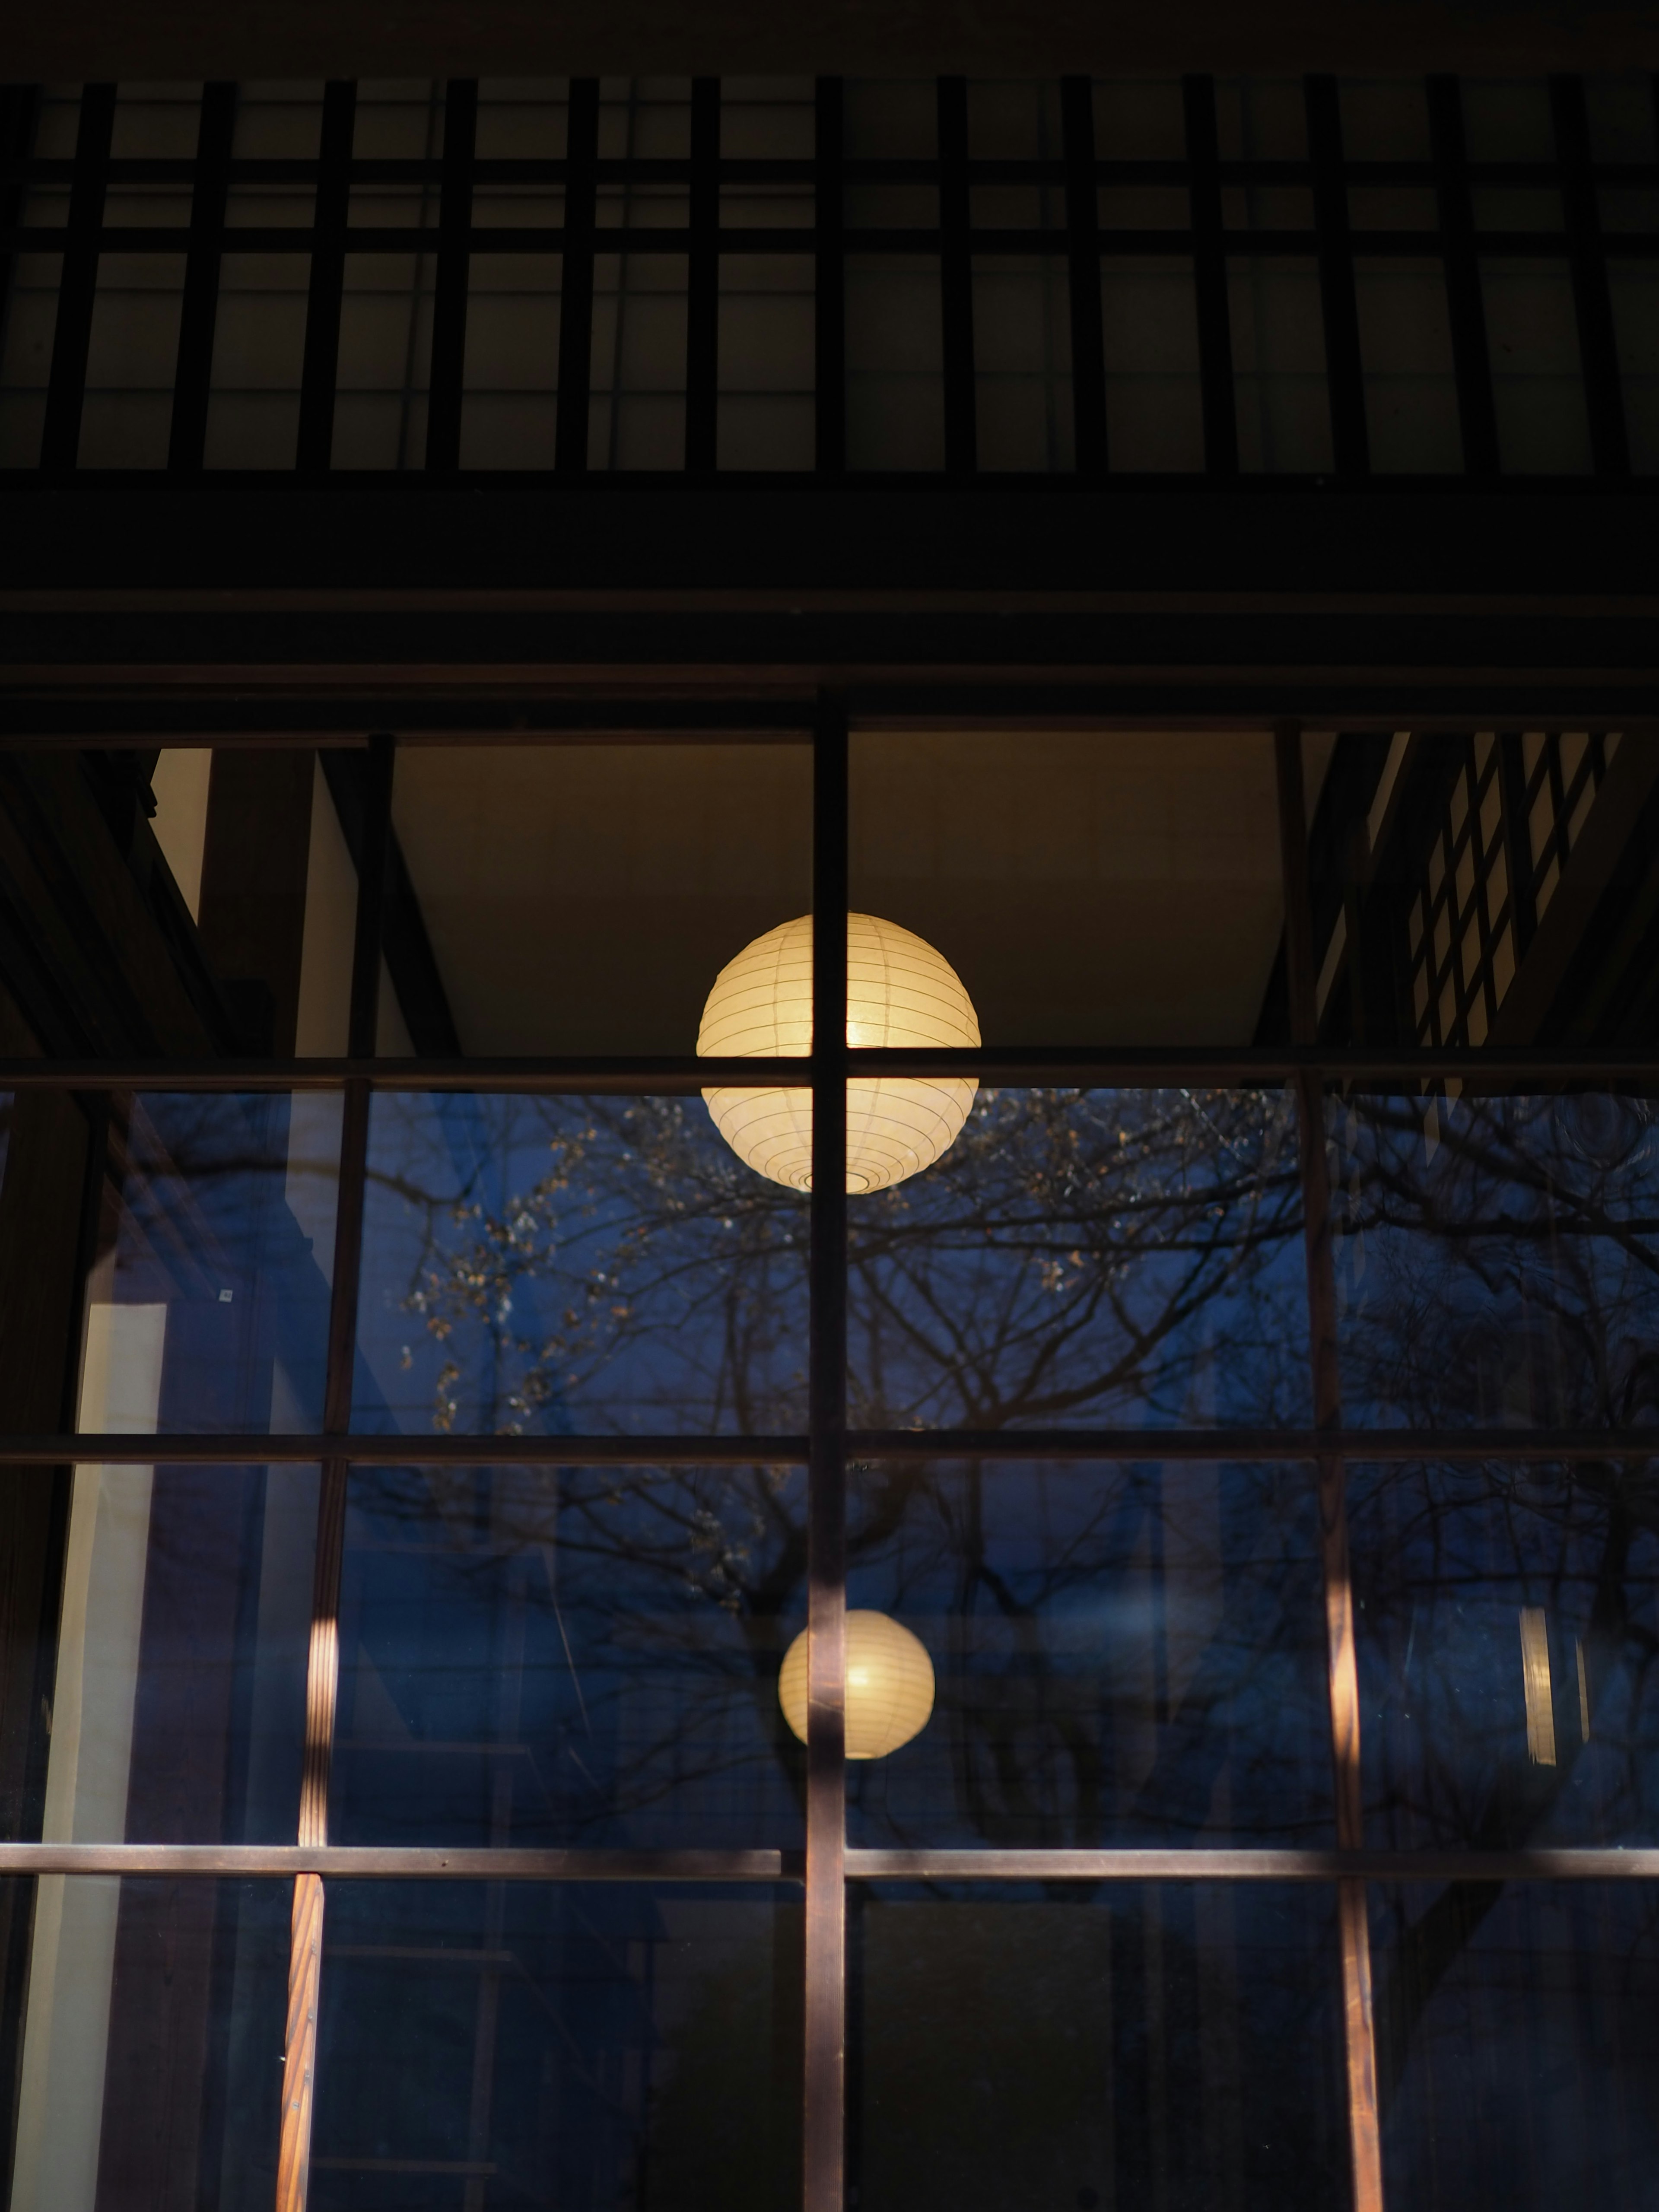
0, 1047, 1653, 1091
0, 1843, 1653, 1882
8, 1428, 1654, 1468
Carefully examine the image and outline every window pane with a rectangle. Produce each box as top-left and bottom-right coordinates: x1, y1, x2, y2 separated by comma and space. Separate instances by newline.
845, 1459, 1331, 1847
1353, 1459, 1659, 1850
850, 731, 1305, 1045
333, 1463, 806, 1848
16, 1459, 316, 1843
312, 1881, 801, 2210
4, 1875, 291, 2212
846, 1090, 1311, 1429
1373, 1881, 1659, 2212
851, 1881, 1348, 2212
1332, 1089, 1659, 1430
387, 742, 811, 1055
67, 1090, 342, 1435
353, 1093, 810, 1436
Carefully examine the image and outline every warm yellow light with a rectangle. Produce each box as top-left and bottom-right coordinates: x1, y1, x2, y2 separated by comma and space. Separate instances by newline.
697, 912, 979, 1194
778, 1609, 936, 1759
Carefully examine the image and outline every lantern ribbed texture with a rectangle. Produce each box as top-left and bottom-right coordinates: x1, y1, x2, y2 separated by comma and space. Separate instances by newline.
698, 912, 980, 1194
778, 1609, 937, 1759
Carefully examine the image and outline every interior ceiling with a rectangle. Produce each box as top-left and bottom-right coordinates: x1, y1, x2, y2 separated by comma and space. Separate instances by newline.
13, 0, 1657, 82
390, 732, 1334, 1055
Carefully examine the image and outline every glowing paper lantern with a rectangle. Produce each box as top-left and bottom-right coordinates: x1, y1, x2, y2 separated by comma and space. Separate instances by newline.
778, 1610, 936, 1759
697, 912, 979, 1194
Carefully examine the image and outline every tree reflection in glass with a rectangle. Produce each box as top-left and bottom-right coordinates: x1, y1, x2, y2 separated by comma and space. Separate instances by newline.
354, 1087, 1310, 1438
1332, 1089, 1659, 1430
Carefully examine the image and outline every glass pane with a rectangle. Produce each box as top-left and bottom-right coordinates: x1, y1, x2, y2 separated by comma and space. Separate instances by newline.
1373, 1881, 1659, 2212
4, 1875, 292, 2212
312, 1881, 801, 2210
851, 1881, 1348, 2212
1353, 1459, 1659, 1849
386, 742, 811, 1054
19, 1460, 317, 1843
849, 731, 1302, 1044
0, 748, 359, 1056
333, 1462, 806, 1848
845, 1459, 1332, 1847
846, 1089, 1311, 1429
67, 1090, 342, 1436
1332, 1089, 1659, 1431
353, 1093, 810, 1436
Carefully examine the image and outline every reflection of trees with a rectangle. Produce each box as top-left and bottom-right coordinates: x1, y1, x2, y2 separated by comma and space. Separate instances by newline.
1335, 1091, 1659, 2112
383, 1087, 1307, 1435
368, 1084, 1659, 2106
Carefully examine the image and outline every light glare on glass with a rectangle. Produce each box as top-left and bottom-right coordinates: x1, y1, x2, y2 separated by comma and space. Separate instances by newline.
778, 1609, 936, 1759
697, 911, 979, 1193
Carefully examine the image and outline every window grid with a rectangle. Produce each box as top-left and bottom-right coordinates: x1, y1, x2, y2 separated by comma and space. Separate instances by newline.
1406, 727, 1617, 1046
5, 73, 1659, 475
0, 718, 1656, 2212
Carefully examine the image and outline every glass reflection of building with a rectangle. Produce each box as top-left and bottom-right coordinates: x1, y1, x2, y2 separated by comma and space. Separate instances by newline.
1, 54, 1659, 2212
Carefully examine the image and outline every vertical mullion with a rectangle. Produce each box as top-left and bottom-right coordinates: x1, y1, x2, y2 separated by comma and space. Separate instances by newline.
1498, 733, 1539, 957
686, 77, 720, 472
1306, 75, 1369, 478
40, 81, 115, 473
555, 78, 599, 475
1550, 74, 1630, 478
1061, 76, 1107, 477
425, 78, 478, 472
1182, 74, 1238, 476
937, 76, 976, 474
276, 732, 393, 2212
814, 77, 845, 477
804, 694, 849, 2212
1274, 725, 1382, 2212
168, 81, 237, 474
1427, 75, 1500, 478
295, 79, 356, 474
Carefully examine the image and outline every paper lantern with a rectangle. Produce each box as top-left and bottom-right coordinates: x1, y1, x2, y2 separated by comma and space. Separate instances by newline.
698, 912, 979, 1194
778, 1610, 936, 1759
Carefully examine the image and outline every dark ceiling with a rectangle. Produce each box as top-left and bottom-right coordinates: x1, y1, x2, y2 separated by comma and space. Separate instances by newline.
10, 0, 1659, 84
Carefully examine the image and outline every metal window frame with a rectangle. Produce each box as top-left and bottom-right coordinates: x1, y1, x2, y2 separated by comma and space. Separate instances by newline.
0, 712, 1656, 2212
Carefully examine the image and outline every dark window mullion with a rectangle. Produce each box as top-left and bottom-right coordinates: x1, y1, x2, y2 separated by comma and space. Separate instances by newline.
814, 77, 845, 476
685, 77, 720, 473
1061, 76, 1107, 477
1427, 74, 1500, 477
168, 80, 237, 474
295, 79, 357, 474
424, 78, 478, 473
40, 81, 116, 473
804, 691, 849, 2212
1306, 75, 1369, 478
1550, 74, 1630, 478
555, 78, 599, 475
937, 76, 976, 475
276, 728, 393, 2212
1183, 74, 1238, 475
